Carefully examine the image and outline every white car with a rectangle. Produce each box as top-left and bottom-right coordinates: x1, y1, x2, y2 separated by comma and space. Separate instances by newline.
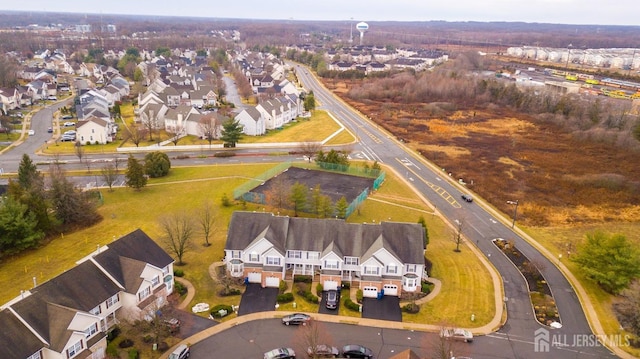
63, 122, 75, 127
28, 130, 35, 136
440, 328, 473, 342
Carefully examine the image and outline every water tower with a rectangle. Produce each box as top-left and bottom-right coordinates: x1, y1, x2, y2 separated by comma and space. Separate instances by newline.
356, 22, 369, 45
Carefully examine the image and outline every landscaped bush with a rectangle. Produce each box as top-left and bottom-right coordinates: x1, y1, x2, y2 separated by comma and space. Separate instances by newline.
174, 281, 187, 296
277, 293, 294, 303
128, 348, 139, 359
106, 343, 118, 357
356, 289, 363, 303
142, 335, 154, 343
402, 303, 420, 313
279, 280, 288, 294
210, 304, 234, 317
303, 291, 319, 304
344, 298, 360, 312
118, 339, 134, 348
421, 281, 434, 294
173, 269, 184, 277
107, 326, 121, 341
294, 275, 312, 283
214, 151, 236, 158
316, 283, 323, 296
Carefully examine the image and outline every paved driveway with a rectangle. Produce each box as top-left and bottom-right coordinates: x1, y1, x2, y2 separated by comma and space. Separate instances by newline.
318, 290, 340, 315
361, 297, 402, 322
172, 310, 218, 339
237, 284, 279, 316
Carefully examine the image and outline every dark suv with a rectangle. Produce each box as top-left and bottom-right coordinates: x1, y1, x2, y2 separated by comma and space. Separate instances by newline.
325, 290, 339, 310
461, 194, 473, 202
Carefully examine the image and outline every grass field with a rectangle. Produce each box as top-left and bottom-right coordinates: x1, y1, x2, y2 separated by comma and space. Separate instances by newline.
0, 162, 497, 330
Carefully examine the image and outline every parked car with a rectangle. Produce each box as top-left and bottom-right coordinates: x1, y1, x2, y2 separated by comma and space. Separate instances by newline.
60, 135, 76, 142
325, 290, 339, 310
264, 347, 296, 359
168, 344, 190, 359
63, 122, 75, 127
307, 344, 339, 358
341, 344, 373, 359
281, 313, 311, 326
461, 194, 473, 202
47, 127, 53, 133
28, 129, 35, 136
61, 115, 73, 120
440, 328, 473, 342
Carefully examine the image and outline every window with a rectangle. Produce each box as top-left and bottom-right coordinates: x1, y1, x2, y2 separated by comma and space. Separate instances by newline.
231, 250, 241, 259
89, 305, 101, 315
138, 286, 151, 301
364, 266, 380, 275
344, 257, 359, 266
266, 256, 280, 266
84, 323, 98, 338
287, 250, 302, 259
106, 294, 119, 308
405, 264, 417, 273
307, 252, 319, 260
249, 253, 260, 262
66, 340, 83, 358
403, 276, 418, 288
386, 264, 398, 274
151, 275, 160, 287
91, 128, 95, 133
26, 351, 42, 359
324, 260, 339, 269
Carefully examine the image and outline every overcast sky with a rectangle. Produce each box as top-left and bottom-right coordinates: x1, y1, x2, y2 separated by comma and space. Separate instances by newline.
2, 0, 639, 26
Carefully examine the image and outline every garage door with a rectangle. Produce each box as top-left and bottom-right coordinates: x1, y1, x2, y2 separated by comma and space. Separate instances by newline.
383, 284, 398, 296
362, 286, 378, 298
247, 272, 261, 283
265, 276, 280, 288
323, 280, 339, 291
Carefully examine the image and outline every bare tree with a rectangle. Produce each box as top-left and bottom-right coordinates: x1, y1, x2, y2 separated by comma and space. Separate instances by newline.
263, 175, 291, 212
113, 156, 125, 172
198, 113, 220, 147
126, 125, 147, 147
299, 141, 322, 163
159, 212, 196, 265
74, 141, 85, 164
100, 163, 119, 192
451, 218, 465, 252
197, 201, 217, 247
167, 124, 185, 146
293, 319, 333, 359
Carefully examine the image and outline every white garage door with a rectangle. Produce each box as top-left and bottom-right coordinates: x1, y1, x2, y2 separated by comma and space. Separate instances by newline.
247, 272, 261, 283
383, 284, 398, 296
265, 276, 280, 288
362, 286, 378, 298
323, 280, 339, 291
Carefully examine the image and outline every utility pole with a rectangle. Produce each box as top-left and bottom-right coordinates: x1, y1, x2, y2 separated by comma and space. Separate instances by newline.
507, 200, 519, 228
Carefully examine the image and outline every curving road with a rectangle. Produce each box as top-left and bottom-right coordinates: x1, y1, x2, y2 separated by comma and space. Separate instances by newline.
292, 65, 616, 358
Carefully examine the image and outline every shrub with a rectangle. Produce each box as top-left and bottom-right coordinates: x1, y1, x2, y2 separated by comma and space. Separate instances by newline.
118, 339, 134, 348
210, 304, 234, 317
316, 283, 324, 296
158, 342, 169, 352
294, 275, 312, 283
402, 303, 420, 313
144, 151, 171, 178
214, 151, 236, 158
174, 281, 187, 296
221, 193, 233, 207
295, 282, 309, 296
304, 291, 319, 304
219, 287, 241, 296
279, 280, 288, 294
277, 293, 294, 303
128, 349, 139, 359
341, 281, 350, 289
356, 289, 363, 303
106, 343, 118, 357
107, 326, 121, 341
421, 281, 434, 294
173, 269, 184, 277
344, 298, 360, 312
142, 335, 154, 343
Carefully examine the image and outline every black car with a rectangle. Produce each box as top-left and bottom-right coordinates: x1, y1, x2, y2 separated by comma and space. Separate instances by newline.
342, 344, 373, 358
281, 313, 311, 326
325, 290, 339, 310
461, 194, 473, 202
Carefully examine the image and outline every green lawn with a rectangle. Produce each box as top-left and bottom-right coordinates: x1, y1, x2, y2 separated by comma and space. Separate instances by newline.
0, 162, 497, 330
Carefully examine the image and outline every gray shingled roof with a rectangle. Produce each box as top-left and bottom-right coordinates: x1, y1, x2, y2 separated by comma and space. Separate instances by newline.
225, 212, 424, 264
0, 309, 44, 359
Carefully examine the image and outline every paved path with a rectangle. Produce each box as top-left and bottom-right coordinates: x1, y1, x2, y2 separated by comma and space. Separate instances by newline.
174, 277, 195, 311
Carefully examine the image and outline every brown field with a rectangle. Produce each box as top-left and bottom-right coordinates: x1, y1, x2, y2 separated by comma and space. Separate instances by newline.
324, 78, 640, 228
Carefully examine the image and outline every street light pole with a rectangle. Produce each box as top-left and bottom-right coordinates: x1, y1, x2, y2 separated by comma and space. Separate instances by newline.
507, 200, 519, 228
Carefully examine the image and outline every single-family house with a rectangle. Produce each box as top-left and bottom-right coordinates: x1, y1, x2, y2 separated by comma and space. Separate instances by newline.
224, 212, 426, 297
77, 116, 111, 145
236, 107, 266, 136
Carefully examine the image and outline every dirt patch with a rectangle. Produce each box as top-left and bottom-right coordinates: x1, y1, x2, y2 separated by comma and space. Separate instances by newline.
323, 79, 640, 226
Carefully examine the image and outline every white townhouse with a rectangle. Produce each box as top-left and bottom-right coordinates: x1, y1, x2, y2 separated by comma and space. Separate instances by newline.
224, 212, 426, 298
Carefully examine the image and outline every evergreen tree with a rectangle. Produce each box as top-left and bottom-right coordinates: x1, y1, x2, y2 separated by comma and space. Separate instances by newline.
144, 151, 171, 178
418, 216, 430, 249
0, 197, 44, 256
220, 118, 243, 147
48, 166, 102, 227
335, 196, 349, 219
289, 182, 308, 217
10, 154, 51, 231
125, 155, 147, 190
